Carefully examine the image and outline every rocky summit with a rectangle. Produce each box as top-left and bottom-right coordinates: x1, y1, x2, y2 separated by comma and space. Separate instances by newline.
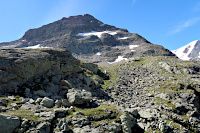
0, 14, 174, 66
0, 14, 200, 133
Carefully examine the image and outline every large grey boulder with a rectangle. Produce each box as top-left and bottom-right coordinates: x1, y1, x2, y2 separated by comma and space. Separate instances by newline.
35, 122, 50, 133
67, 89, 92, 105
56, 118, 71, 132
159, 62, 173, 73
0, 114, 21, 133
120, 111, 136, 133
40, 97, 54, 108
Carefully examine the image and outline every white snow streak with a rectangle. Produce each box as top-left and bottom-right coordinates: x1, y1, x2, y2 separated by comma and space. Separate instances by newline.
23, 44, 52, 49
129, 45, 139, 49
118, 37, 129, 40
78, 31, 117, 38
108, 56, 128, 64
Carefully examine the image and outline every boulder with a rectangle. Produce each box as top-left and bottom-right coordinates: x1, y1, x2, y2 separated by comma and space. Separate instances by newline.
34, 90, 47, 97
40, 97, 54, 108
138, 109, 153, 119
0, 114, 21, 133
56, 118, 71, 132
67, 89, 92, 105
81, 63, 99, 74
35, 122, 50, 133
60, 80, 72, 89
120, 111, 136, 133
61, 99, 71, 107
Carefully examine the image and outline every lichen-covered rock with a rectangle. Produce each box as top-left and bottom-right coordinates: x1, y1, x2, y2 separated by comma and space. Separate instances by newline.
67, 89, 92, 105
40, 97, 54, 108
35, 122, 50, 133
0, 114, 21, 133
120, 111, 136, 133
0, 48, 82, 94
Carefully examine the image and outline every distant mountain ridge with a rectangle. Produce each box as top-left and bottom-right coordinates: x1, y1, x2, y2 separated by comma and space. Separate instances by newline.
172, 40, 200, 61
0, 14, 175, 65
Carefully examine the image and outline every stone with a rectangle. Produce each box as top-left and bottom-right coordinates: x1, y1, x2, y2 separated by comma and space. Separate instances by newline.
55, 100, 61, 108
34, 90, 47, 97
20, 103, 43, 110
103, 122, 122, 132
8, 95, 16, 101
0, 99, 8, 106
60, 80, 72, 88
56, 118, 71, 132
46, 82, 60, 95
67, 89, 92, 105
35, 111, 55, 120
54, 108, 69, 118
72, 117, 90, 127
35, 98, 43, 103
0, 114, 21, 133
81, 63, 99, 74
10, 103, 18, 109
35, 122, 50, 133
61, 99, 71, 107
51, 76, 60, 84
120, 111, 136, 133
159, 62, 173, 73
138, 109, 153, 119
40, 97, 54, 108
73, 125, 100, 133
29, 98, 35, 104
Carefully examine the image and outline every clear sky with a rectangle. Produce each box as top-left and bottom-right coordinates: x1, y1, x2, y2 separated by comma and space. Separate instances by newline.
0, 0, 200, 50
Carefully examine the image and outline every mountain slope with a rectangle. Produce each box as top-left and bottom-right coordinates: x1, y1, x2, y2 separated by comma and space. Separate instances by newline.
172, 40, 200, 60
0, 14, 175, 65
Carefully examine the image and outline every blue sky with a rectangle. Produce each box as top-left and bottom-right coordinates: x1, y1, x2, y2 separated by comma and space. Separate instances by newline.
0, 0, 200, 50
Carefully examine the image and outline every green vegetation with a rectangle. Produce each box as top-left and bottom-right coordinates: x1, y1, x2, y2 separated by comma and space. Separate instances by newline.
154, 97, 175, 108
2, 109, 42, 121
67, 104, 121, 127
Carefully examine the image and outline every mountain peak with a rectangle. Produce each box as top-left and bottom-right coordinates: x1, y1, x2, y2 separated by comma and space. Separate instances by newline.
0, 14, 175, 65
172, 40, 200, 60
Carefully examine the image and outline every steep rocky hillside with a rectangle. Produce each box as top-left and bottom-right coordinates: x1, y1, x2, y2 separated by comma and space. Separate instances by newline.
0, 47, 199, 133
102, 56, 200, 132
0, 14, 175, 65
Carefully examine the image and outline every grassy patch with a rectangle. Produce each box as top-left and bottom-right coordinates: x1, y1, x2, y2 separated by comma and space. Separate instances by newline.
154, 97, 175, 108
2, 109, 42, 121
67, 104, 122, 128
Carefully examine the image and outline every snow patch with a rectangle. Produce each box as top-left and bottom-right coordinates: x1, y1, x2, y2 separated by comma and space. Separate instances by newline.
172, 40, 198, 60
129, 45, 139, 49
78, 31, 117, 38
23, 44, 52, 49
108, 56, 128, 64
96, 52, 101, 55
119, 37, 129, 40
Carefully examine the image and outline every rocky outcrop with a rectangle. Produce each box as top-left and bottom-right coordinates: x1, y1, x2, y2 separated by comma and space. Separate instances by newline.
0, 48, 81, 94
0, 114, 21, 133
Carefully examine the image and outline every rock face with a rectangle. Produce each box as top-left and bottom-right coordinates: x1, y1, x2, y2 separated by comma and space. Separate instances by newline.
0, 114, 21, 133
0, 14, 175, 65
0, 48, 81, 94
